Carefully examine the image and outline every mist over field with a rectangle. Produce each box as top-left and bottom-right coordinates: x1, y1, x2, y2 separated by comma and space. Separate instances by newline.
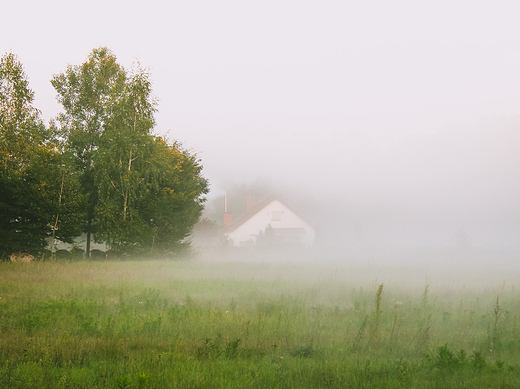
5, 2, 520, 387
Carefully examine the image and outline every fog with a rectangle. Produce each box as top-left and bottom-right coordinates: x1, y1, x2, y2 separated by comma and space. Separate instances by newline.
3, 1, 520, 252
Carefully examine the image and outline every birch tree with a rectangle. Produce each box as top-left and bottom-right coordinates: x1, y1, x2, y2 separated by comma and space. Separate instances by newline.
54, 48, 208, 256
94, 67, 209, 254
52, 47, 126, 255
94, 65, 157, 251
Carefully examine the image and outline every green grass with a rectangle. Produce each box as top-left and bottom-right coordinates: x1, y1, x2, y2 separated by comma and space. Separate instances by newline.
1, 257, 520, 388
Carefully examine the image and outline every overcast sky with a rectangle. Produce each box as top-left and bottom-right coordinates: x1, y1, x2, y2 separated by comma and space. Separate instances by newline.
3, 1, 520, 247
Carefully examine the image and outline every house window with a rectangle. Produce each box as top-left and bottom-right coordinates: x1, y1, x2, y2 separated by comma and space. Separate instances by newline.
271, 211, 282, 221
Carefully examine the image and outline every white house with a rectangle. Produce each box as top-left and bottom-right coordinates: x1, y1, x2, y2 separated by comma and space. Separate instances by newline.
224, 197, 315, 247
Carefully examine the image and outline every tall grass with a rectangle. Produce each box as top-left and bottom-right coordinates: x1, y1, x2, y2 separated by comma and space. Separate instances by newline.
0, 258, 519, 388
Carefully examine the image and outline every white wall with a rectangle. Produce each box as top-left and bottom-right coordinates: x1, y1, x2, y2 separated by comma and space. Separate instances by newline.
227, 199, 315, 247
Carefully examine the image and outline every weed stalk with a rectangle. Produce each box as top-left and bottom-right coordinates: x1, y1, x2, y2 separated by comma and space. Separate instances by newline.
490, 296, 503, 350
369, 284, 383, 345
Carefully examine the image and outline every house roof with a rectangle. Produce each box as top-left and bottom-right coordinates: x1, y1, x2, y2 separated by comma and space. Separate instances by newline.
224, 196, 313, 233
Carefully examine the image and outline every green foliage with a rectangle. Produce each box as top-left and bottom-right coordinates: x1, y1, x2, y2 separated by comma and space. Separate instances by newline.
142, 140, 208, 254
0, 52, 49, 256
52, 47, 128, 254
93, 64, 156, 250
51, 47, 126, 166
95, 134, 208, 254
1, 48, 207, 257
0, 52, 83, 257
472, 351, 487, 372
224, 338, 242, 359
435, 343, 460, 369
116, 375, 131, 389
0, 53, 46, 171
52, 47, 208, 256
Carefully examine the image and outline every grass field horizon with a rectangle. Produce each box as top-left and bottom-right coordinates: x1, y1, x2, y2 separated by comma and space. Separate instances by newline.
1, 249, 520, 388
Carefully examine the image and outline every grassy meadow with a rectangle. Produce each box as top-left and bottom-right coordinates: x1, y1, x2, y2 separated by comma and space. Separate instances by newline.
1, 251, 520, 388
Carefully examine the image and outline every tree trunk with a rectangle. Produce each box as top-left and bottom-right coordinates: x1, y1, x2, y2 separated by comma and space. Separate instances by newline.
86, 219, 91, 258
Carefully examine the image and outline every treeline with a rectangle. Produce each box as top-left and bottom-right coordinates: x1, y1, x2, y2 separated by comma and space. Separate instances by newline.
0, 48, 208, 259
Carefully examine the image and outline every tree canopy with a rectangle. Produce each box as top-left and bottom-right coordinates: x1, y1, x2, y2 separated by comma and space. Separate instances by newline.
0, 48, 208, 259
0, 53, 83, 257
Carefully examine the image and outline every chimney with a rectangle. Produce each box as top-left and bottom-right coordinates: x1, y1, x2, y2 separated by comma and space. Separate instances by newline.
223, 194, 233, 227
224, 212, 233, 227
246, 194, 256, 212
